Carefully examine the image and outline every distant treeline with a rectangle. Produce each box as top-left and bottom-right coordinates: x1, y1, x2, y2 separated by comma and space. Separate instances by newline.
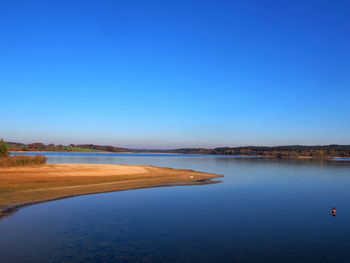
6, 141, 350, 158
147, 145, 350, 158
7, 142, 130, 153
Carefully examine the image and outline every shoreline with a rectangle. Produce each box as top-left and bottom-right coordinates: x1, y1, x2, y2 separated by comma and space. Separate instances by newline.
10, 151, 134, 154
0, 164, 222, 219
10, 151, 349, 160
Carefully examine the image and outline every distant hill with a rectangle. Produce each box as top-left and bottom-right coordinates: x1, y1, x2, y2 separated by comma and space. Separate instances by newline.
7, 142, 132, 153
6, 141, 350, 158
138, 145, 350, 158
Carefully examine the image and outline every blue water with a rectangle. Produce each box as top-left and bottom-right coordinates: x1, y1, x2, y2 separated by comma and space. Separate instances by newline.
12, 151, 260, 158
1, 153, 350, 263
331, 158, 350, 161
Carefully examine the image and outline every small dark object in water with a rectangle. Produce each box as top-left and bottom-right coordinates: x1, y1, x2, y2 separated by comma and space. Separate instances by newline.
331, 207, 337, 217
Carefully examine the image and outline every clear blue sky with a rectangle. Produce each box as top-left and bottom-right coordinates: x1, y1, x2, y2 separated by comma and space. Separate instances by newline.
1, 0, 349, 148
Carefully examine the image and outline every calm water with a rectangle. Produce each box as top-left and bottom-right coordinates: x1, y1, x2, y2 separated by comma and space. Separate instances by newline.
1, 153, 350, 263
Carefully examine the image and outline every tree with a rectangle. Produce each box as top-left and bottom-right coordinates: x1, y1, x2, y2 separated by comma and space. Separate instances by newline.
28, 143, 45, 150
0, 139, 9, 157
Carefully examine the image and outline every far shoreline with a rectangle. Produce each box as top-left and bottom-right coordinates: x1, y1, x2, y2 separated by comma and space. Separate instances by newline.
10, 151, 180, 154
10, 151, 349, 160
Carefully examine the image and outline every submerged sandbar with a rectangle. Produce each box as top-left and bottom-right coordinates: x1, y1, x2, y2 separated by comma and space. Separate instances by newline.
0, 164, 222, 218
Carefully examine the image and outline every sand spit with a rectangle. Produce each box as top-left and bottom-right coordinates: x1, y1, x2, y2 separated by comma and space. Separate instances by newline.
0, 164, 222, 219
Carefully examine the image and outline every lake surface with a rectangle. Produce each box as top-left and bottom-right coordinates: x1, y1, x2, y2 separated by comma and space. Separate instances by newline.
1, 153, 350, 263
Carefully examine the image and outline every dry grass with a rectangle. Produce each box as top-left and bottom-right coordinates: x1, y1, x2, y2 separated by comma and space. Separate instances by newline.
0, 155, 47, 167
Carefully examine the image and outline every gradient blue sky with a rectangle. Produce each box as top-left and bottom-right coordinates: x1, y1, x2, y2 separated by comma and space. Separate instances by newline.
1, 0, 349, 148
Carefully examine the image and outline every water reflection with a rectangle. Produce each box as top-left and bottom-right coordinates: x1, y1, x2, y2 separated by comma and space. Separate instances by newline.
1, 153, 350, 263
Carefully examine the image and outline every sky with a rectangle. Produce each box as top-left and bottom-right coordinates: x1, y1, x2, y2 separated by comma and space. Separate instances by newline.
1, 0, 349, 149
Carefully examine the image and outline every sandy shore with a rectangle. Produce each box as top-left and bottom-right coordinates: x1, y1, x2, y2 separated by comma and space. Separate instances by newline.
0, 164, 222, 219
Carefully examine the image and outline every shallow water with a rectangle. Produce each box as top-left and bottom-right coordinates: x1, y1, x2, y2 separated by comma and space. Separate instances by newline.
1, 153, 350, 262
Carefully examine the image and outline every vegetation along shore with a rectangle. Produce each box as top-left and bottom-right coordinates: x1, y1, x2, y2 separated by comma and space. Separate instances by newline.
6, 141, 350, 159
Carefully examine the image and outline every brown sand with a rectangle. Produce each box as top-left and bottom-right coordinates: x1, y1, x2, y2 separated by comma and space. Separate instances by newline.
0, 164, 222, 218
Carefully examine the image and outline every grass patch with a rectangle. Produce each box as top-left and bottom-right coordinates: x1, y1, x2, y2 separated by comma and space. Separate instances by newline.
0, 155, 47, 167
65, 147, 105, 152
